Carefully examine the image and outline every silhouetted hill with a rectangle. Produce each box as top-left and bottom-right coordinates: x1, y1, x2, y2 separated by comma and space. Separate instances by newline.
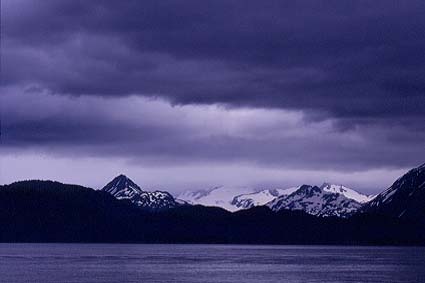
0, 180, 424, 245
363, 163, 425, 223
0, 180, 143, 242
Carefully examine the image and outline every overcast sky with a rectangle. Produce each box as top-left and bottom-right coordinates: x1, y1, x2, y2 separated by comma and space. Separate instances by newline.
1, 1, 424, 194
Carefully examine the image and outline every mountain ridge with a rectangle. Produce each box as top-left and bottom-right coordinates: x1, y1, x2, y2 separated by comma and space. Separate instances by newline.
101, 175, 179, 211
1, 179, 424, 244
363, 163, 425, 222
179, 183, 373, 216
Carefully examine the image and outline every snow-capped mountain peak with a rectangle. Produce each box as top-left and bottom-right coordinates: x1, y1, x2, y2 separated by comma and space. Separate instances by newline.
101, 175, 178, 211
102, 174, 144, 198
267, 184, 363, 218
320, 183, 375, 203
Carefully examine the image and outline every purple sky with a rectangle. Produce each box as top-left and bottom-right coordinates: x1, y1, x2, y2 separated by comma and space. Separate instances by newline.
1, 1, 424, 194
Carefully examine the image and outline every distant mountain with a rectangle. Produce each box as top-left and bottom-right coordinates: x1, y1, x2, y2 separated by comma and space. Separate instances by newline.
267, 185, 363, 217
178, 186, 300, 212
180, 183, 372, 216
102, 175, 178, 211
231, 187, 299, 210
363, 163, 425, 222
178, 186, 253, 212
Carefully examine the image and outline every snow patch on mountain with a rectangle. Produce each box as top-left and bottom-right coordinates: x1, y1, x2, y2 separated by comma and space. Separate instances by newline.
231, 187, 300, 210
178, 186, 252, 212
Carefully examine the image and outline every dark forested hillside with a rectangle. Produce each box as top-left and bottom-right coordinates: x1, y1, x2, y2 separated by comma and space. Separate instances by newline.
0, 181, 143, 242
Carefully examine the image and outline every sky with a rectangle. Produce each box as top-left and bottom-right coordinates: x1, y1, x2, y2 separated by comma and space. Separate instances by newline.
1, 1, 424, 194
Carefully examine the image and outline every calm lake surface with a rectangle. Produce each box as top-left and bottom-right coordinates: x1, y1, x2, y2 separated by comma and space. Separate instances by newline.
0, 244, 424, 283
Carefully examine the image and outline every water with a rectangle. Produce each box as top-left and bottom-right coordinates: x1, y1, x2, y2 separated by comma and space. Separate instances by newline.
0, 244, 424, 283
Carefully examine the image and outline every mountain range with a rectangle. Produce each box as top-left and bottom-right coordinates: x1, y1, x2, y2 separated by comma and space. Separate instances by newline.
0, 163, 424, 244
177, 183, 375, 217
99, 176, 374, 217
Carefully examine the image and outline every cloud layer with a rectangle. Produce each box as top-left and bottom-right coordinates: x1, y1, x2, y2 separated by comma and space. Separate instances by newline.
4, 1, 425, 119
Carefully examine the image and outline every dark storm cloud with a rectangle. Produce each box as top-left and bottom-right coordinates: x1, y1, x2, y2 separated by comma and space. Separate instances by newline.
3, 0, 425, 121
1, 89, 424, 172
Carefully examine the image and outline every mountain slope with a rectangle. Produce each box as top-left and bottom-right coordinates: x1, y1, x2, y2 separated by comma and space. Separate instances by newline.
320, 183, 375, 203
178, 186, 252, 212
230, 187, 299, 210
267, 185, 363, 217
363, 163, 425, 221
102, 175, 178, 211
